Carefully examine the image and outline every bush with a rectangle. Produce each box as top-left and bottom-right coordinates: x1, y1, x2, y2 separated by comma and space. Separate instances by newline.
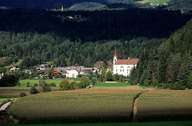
106, 71, 113, 81
59, 79, 74, 90
30, 86, 39, 94
26, 82, 31, 87
113, 74, 126, 82
38, 80, 51, 92
0, 74, 19, 87
50, 82, 56, 87
79, 77, 90, 88
20, 92, 27, 97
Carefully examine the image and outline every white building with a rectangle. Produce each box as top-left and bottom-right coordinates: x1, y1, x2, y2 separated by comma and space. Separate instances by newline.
113, 55, 139, 77
65, 69, 79, 78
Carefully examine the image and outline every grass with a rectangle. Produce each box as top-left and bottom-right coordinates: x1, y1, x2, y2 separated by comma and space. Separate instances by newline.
0, 87, 30, 97
11, 121, 192, 126
6, 87, 192, 123
19, 79, 63, 87
0, 97, 9, 104
8, 88, 140, 121
137, 90, 192, 121
95, 82, 130, 88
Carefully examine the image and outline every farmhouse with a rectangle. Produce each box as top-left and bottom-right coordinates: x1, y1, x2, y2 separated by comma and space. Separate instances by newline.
113, 54, 139, 77
65, 69, 79, 78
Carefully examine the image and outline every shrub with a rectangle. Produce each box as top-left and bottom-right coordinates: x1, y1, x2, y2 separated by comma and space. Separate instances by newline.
34, 83, 38, 87
106, 71, 114, 81
59, 79, 73, 90
26, 82, 31, 87
38, 80, 51, 92
20, 92, 27, 97
0, 74, 19, 87
79, 77, 90, 88
50, 82, 56, 87
30, 86, 39, 94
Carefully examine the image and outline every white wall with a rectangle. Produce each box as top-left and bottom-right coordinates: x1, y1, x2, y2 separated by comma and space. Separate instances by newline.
113, 64, 136, 77
66, 70, 79, 78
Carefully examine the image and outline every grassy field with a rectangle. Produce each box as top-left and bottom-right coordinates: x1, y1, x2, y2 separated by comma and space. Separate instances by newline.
137, 90, 192, 121
11, 121, 192, 126
0, 87, 30, 97
8, 88, 141, 122
5, 87, 192, 123
0, 97, 9, 105
19, 79, 63, 87
20, 79, 130, 88
95, 82, 129, 88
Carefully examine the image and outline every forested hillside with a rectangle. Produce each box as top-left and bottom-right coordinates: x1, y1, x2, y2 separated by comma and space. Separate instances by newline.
0, 32, 162, 68
131, 20, 192, 89
0, 8, 191, 68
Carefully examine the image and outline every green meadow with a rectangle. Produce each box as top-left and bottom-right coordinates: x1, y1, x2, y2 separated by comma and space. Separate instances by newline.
19, 79, 63, 87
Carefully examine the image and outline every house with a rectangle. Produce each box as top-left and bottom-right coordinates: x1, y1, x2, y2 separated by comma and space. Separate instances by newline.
113, 54, 139, 77
79, 67, 97, 75
66, 69, 79, 78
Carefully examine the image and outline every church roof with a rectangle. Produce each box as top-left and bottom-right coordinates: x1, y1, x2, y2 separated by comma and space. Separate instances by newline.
115, 58, 139, 65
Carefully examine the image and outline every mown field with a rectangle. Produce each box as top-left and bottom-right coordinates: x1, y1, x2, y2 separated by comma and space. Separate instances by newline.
136, 90, 192, 121
8, 88, 141, 122
7, 87, 192, 123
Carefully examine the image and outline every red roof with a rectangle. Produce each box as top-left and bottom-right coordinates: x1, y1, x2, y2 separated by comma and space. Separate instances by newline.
115, 58, 139, 65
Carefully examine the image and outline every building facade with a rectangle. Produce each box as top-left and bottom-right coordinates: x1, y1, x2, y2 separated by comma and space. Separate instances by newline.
113, 55, 139, 77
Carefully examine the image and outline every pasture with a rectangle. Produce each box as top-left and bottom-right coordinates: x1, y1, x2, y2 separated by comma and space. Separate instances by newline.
19, 79, 63, 87
19, 79, 130, 88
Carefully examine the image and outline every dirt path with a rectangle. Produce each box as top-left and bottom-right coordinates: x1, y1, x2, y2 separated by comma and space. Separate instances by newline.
131, 92, 144, 121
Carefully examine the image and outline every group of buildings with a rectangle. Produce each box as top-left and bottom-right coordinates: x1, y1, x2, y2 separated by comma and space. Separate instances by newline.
6, 54, 139, 79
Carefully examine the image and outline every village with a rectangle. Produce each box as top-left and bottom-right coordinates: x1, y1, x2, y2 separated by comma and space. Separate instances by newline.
3, 54, 139, 81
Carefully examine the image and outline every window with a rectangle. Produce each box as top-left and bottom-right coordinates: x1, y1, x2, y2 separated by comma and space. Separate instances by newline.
120, 66, 124, 72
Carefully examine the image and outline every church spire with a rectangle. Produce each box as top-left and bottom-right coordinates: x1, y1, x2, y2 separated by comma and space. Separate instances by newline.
113, 48, 117, 65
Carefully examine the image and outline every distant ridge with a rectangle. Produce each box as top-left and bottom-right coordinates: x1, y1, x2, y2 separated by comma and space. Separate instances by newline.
0, 0, 191, 12
68, 2, 107, 11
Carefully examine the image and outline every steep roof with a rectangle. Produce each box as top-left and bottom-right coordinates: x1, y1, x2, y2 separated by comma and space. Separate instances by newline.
115, 58, 139, 65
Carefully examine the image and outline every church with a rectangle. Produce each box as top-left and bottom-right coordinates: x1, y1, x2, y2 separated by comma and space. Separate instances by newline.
113, 54, 139, 77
